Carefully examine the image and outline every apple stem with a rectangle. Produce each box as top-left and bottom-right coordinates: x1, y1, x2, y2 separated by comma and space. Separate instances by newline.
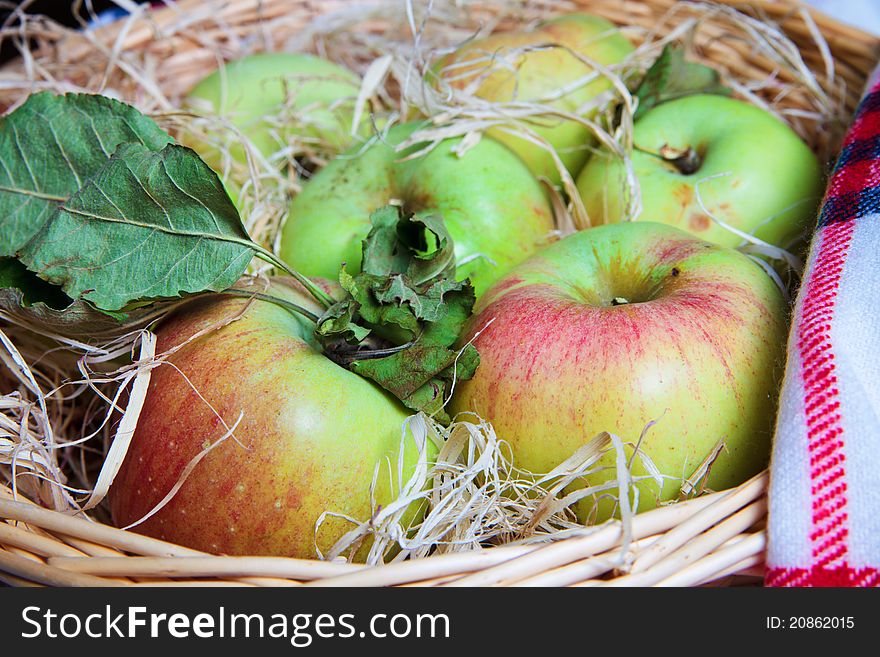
251, 246, 336, 310
611, 297, 630, 306
219, 288, 321, 323
324, 338, 418, 367
635, 145, 702, 175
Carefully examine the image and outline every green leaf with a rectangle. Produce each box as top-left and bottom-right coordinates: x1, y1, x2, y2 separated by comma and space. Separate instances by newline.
0, 92, 259, 320
633, 45, 731, 120
415, 280, 475, 342
17, 142, 255, 312
351, 320, 479, 422
315, 205, 480, 422
0, 92, 173, 258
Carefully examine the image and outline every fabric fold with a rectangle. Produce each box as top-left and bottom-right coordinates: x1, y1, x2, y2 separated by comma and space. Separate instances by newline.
766, 63, 880, 587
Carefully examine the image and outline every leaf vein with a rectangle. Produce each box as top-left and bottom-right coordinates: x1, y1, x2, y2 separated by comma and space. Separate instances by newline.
122, 158, 174, 230
9, 123, 38, 191
160, 158, 225, 234
58, 205, 256, 251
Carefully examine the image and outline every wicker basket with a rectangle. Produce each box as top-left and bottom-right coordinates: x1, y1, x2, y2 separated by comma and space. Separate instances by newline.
0, 0, 878, 587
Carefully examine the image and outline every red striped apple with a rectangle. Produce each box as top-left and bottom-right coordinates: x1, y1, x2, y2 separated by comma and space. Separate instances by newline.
110, 277, 430, 559
449, 221, 788, 522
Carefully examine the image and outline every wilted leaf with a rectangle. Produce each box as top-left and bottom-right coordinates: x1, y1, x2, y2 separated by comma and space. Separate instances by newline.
315, 205, 479, 421
315, 297, 371, 345
0, 258, 70, 309
398, 212, 455, 284
360, 205, 411, 277
0, 258, 170, 338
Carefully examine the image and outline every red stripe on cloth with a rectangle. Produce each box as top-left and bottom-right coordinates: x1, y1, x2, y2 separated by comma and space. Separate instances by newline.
766, 566, 880, 587
827, 158, 880, 196
796, 218, 855, 570
841, 107, 880, 147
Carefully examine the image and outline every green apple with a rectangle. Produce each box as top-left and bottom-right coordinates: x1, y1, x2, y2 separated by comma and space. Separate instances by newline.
279, 122, 556, 298
576, 94, 825, 249
109, 277, 431, 559
449, 221, 788, 522
433, 13, 635, 185
182, 52, 364, 171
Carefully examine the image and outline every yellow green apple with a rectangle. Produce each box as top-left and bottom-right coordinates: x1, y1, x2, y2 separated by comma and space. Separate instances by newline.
182, 52, 364, 171
576, 94, 825, 249
279, 122, 556, 298
433, 13, 635, 185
